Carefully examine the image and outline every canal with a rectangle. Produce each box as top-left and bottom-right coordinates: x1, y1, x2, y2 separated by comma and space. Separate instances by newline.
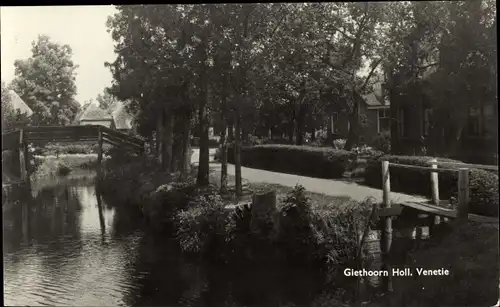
3, 171, 325, 307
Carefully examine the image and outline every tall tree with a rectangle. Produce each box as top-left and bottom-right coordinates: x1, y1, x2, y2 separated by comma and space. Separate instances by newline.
10, 35, 80, 126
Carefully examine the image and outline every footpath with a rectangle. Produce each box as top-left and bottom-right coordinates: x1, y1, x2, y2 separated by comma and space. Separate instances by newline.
191, 148, 428, 203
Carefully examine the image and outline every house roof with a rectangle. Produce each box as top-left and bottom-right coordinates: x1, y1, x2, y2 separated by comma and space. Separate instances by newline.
79, 104, 113, 121
361, 81, 390, 107
8, 90, 33, 117
112, 100, 134, 130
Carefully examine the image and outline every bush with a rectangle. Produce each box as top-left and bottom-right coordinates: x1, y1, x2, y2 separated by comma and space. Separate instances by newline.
333, 139, 346, 150
275, 185, 318, 264
227, 144, 353, 179
371, 131, 391, 154
363, 155, 499, 217
174, 193, 228, 259
36, 143, 98, 155
56, 162, 72, 176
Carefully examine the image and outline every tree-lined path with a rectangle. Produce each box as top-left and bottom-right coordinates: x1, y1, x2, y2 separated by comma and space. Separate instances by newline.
191, 148, 428, 203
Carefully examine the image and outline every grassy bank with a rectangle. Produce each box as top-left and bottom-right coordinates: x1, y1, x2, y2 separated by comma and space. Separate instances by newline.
32, 154, 99, 180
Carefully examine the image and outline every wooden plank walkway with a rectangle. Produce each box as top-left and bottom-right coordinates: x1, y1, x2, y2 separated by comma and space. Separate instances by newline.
402, 201, 499, 224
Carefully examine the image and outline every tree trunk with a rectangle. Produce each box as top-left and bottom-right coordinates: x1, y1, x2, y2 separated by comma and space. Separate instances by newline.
163, 109, 174, 173
327, 115, 333, 146
344, 102, 360, 151
156, 114, 163, 162
180, 111, 192, 179
296, 106, 306, 146
234, 108, 242, 198
220, 120, 228, 194
228, 125, 234, 142
197, 82, 210, 186
311, 126, 316, 142
288, 120, 295, 144
344, 114, 359, 151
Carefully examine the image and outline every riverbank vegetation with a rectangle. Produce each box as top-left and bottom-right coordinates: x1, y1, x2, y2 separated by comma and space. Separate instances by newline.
98, 155, 379, 304
99, 156, 499, 306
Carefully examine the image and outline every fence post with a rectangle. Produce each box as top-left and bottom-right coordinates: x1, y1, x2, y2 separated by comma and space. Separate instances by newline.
429, 158, 439, 206
97, 128, 103, 177
429, 158, 441, 233
18, 129, 28, 182
381, 160, 393, 293
457, 168, 469, 226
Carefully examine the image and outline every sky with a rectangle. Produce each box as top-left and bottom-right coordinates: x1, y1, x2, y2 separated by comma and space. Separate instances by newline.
1, 5, 117, 105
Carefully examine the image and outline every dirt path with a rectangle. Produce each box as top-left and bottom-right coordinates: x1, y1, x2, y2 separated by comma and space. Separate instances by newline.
191, 149, 428, 203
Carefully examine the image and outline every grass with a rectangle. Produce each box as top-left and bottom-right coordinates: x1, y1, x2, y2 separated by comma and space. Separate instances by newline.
207, 168, 358, 210
32, 154, 98, 179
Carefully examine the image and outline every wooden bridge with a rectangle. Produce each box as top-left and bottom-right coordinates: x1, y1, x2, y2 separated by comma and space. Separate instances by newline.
371, 158, 499, 293
2, 125, 145, 182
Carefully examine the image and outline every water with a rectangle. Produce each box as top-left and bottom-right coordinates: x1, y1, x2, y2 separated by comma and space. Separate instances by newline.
3, 172, 324, 307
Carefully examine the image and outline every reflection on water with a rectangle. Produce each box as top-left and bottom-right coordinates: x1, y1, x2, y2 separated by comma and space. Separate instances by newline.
3, 173, 323, 307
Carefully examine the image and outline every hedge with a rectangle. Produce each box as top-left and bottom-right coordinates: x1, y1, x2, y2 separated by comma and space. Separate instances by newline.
363, 155, 499, 217
226, 144, 353, 179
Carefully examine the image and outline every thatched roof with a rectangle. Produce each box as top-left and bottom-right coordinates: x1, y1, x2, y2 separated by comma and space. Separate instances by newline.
7, 90, 33, 117
79, 103, 113, 121
112, 100, 134, 130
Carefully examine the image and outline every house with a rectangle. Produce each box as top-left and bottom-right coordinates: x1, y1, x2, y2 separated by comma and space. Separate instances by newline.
7, 90, 33, 117
78, 104, 116, 129
390, 68, 498, 164
110, 100, 135, 133
74, 100, 94, 124
330, 81, 390, 145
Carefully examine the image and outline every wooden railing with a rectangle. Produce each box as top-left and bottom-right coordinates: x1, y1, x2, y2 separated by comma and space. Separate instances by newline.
381, 159, 471, 224
374, 159, 499, 293
2, 125, 144, 154
2, 125, 145, 182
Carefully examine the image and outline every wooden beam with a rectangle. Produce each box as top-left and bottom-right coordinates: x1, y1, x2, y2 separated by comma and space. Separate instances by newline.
457, 168, 469, 226
102, 133, 142, 152
381, 160, 393, 293
97, 128, 103, 177
388, 162, 457, 174
375, 204, 403, 218
102, 136, 142, 154
426, 160, 498, 172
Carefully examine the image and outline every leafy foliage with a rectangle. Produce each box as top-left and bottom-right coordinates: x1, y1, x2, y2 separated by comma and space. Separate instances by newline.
10, 35, 80, 126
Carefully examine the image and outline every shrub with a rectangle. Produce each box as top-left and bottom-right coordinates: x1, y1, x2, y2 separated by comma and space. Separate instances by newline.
227, 144, 353, 179
363, 155, 499, 217
56, 162, 72, 176
174, 193, 228, 259
333, 139, 346, 150
275, 185, 317, 264
371, 131, 391, 154
38, 143, 98, 155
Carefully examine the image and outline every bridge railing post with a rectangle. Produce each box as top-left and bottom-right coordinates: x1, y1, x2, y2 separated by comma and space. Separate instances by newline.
97, 128, 103, 177
429, 158, 441, 230
381, 160, 393, 293
456, 168, 469, 226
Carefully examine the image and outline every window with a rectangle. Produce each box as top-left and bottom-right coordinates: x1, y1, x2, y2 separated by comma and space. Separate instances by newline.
467, 106, 481, 136
481, 104, 495, 137
423, 108, 432, 136
331, 113, 340, 133
398, 107, 406, 137
377, 109, 390, 133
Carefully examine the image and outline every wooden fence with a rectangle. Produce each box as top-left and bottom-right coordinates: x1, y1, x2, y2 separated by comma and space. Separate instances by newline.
376, 158, 499, 293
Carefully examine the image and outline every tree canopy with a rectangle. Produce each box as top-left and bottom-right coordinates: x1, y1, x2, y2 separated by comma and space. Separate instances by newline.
10, 35, 81, 126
